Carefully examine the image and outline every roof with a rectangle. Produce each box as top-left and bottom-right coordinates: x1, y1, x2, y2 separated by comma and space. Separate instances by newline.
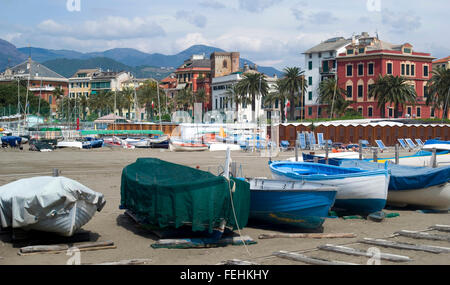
70, 69, 100, 78
178, 58, 211, 70
433, 56, 450, 64
303, 37, 352, 54
6, 58, 67, 80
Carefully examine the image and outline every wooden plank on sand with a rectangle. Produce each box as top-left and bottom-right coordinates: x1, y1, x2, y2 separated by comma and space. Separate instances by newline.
430, 225, 450, 233
218, 259, 259, 266
259, 233, 356, 240
95, 259, 152, 265
396, 230, 450, 242
19, 241, 116, 256
152, 236, 256, 249
273, 251, 359, 265
318, 244, 412, 262
361, 238, 450, 254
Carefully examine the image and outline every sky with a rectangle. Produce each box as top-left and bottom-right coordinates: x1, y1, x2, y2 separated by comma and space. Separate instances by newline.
0, 0, 449, 69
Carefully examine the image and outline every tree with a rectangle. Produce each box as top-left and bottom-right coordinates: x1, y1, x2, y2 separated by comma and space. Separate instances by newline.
369, 75, 417, 118
88, 90, 114, 117
264, 80, 288, 122
79, 94, 89, 120
235, 72, 269, 122
53, 87, 65, 119
281, 67, 307, 121
137, 81, 160, 120
0, 83, 50, 117
426, 67, 450, 120
318, 78, 349, 118
120, 87, 135, 119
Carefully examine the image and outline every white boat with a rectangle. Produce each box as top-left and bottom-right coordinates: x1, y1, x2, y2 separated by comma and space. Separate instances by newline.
0, 176, 106, 237
56, 141, 83, 149
169, 139, 209, 152
269, 161, 389, 214
125, 138, 151, 148
288, 151, 361, 162
422, 139, 450, 152
377, 151, 450, 167
209, 143, 242, 152
339, 160, 450, 210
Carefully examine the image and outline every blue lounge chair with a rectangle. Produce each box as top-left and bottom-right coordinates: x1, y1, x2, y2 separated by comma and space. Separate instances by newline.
375, 140, 387, 151
405, 138, 417, 149
280, 141, 290, 151
415, 139, 424, 146
398, 139, 408, 150
298, 133, 307, 150
317, 133, 325, 148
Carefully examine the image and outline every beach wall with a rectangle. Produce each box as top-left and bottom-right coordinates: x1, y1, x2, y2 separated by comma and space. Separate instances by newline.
274, 123, 450, 147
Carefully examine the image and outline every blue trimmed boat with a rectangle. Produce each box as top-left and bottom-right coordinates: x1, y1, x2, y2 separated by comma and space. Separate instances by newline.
248, 179, 337, 229
269, 162, 389, 214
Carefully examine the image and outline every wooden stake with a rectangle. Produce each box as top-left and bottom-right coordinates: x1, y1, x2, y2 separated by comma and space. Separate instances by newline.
95, 259, 152, 265
218, 259, 259, 266
259, 233, 356, 240
273, 251, 358, 265
430, 225, 450, 233
361, 238, 450, 254
18, 245, 117, 256
396, 230, 450, 242
20, 245, 69, 254
318, 244, 411, 262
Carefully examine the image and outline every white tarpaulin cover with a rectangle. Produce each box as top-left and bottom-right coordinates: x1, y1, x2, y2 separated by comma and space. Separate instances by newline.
0, 176, 106, 236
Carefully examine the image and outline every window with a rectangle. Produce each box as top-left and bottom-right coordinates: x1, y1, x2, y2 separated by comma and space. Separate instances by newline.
329, 52, 333, 57
404, 48, 412, 54
387, 63, 393, 75
49, 95, 52, 105
368, 84, 374, 98
346, 85, 353, 98
347, 49, 354, 55
407, 106, 412, 116
309, 54, 312, 59
308, 91, 313, 101
358, 48, 365, 54
308, 107, 313, 116
406, 64, 410, 76
223, 60, 228, 68
368, 63, 374, 75
401, 64, 405, 75
358, 64, 364, 76
308, 77, 312, 85
431, 108, 435, 118
358, 85, 363, 98
424, 65, 429, 77
389, 108, 393, 117
411, 65, 415, 76
318, 107, 322, 116
346, 65, 353, 77
357, 107, 363, 115
318, 52, 322, 58
416, 107, 421, 118
368, 107, 373, 117
424, 86, 429, 98
308, 61, 313, 70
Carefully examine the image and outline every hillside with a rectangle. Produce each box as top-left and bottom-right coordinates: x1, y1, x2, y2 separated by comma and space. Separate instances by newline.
0, 39, 27, 71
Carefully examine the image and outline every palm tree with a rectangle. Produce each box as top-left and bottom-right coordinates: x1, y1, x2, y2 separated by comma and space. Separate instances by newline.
264, 80, 288, 122
79, 94, 89, 120
137, 81, 159, 120
53, 87, 65, 119
235, 72, 269, 122
426, 67, 450, 120
318, 77, 349, 118
282, 67, 307, 121
120, 87, 135, 120
370, 75, 417, 118
88, 90, 114, 117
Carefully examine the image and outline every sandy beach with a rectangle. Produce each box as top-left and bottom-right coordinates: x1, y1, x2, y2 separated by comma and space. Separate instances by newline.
0, 147, 449, 265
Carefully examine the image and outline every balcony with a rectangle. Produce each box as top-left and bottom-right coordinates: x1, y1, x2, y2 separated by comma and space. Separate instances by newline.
319, 67, 337, 74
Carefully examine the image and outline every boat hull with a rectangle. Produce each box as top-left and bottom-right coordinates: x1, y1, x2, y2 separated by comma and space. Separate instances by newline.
249, 179, 337, 229
387, 183, 450, 210
270, 162, 389, 214
56, 141, 83, 149
169, 141, 208, 152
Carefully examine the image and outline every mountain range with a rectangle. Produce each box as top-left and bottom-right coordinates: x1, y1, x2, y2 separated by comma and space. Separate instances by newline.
0, 39, 282, 80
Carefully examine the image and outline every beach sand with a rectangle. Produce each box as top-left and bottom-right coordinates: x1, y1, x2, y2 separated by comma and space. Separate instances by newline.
0, 147, 449, 265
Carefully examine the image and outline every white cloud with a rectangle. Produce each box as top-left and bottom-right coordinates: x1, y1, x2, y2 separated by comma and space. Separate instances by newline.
382, 9, 422, 33
238, 0, 280, 13
175, 10, 207, 28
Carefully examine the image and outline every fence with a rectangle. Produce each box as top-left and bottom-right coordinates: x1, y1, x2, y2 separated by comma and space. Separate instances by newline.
274, 124, 450, 147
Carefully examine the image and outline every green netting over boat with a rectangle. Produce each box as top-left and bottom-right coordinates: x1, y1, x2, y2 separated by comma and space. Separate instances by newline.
120, 158, 250, 233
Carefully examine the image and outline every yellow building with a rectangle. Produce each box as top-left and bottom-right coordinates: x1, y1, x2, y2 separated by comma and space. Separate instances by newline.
68, 69, 100, 100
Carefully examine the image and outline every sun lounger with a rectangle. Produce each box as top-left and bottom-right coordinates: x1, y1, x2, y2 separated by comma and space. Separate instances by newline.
280, 141, 290, 151
298, 133, 307, 150
405, 138, 417, 149
317, 133, 325, 148
375, 140, 387, 151
398, 139, 408, 150
415, 139, 424, 146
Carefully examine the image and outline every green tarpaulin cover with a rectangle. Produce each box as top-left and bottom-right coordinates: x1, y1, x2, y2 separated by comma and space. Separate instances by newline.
120, 158, 250, 233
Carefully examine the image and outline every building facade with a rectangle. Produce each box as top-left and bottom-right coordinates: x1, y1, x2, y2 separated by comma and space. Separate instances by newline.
336, 34, 435, 119
433, 56, 450, 70
0, 58, 69, 115
69, 69, 100, 100
210, 52, 240, 78
303, 37, 353, 119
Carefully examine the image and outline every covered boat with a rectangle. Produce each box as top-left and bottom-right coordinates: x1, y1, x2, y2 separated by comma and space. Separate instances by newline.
120, 158, 250, 234
0, 177, 106, 236
269, 162, 389, 214
248, 179, 337, 229
375, 150, 450, 167
422, 139, 450, 152
56, 141, 83, 149
149, 135, 170, 149
339, 160, 450, 210
1, 136, 22, 148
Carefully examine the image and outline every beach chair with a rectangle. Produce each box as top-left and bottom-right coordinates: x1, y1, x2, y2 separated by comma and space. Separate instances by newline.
280, 141, 290, 151
360, 140, 370, 148
398, 139, 409, 150
317, 133, 325, 148
415, 138, 424, 147
375, 140, 387, 152
405, 138, 417, 149
298, 133, 307, 150
308, 133, 318, 150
